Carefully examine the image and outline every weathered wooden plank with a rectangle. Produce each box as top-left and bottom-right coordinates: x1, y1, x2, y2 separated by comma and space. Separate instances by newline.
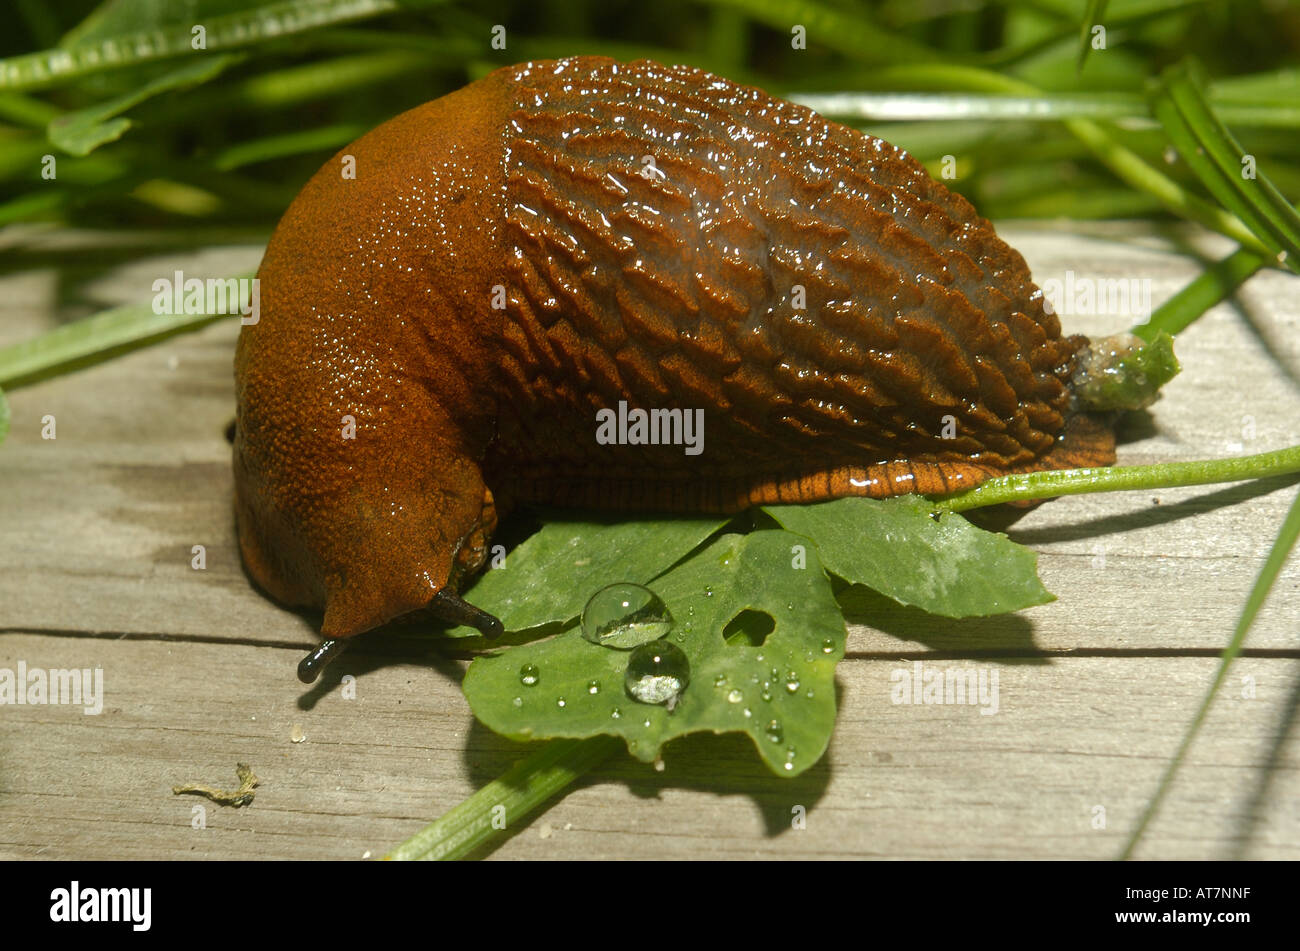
1, 224, 1298, 859
0, 634, 1294, 859
2, 227, 1297, 651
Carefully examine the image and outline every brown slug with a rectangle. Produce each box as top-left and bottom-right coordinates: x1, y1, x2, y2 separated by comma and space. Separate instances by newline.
232, 56, 1117, 681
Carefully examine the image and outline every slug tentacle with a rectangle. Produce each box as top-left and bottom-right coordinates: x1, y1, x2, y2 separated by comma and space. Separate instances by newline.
234, 56, 1119, 661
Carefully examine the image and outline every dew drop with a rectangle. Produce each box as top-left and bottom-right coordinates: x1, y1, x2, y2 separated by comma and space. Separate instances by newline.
785, 672, 800, 693
761, 690, 773, 702
587, 679, 601, 695
512, 696, 522, 707
581, 582, 674, 649
821, 638, 835, 654
765, 719, 784, 743
727, 688, 743, 703
556, 697, 566, 708
519, 664, 540, 686
610, 707, 622, 719
743, 707, 753, 718
714, 674, 727, 687
624, 641, 690, 705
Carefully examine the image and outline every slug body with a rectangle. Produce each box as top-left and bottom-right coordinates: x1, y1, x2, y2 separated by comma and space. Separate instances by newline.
234, 56, 1115, 646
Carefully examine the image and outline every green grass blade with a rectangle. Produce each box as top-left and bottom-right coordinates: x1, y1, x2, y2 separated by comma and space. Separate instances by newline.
211, 122, 365, 170
792, 89, 1300, 128
700, 0, 942, 65
48, 54, 240, 155
1150, 58, 1300, 274
386, 736, 621, 860
1131, 246, 1267, 341
1076, 0, 1110, 74
0, 0, 408, 91
0, 271, 255, 388
1120, 485, 1300, 858
849, 63, 1273, 256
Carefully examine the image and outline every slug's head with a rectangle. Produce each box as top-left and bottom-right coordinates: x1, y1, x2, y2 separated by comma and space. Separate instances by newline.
232, 76, 518, 678
232, 341, 502, 674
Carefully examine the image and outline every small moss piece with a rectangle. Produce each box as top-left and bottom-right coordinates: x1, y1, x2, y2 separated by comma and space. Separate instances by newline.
1073, 331, 1180, 412
172, 762, 260, 807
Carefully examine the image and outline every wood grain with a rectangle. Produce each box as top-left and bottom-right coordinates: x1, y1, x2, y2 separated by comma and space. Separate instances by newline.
1, 224, 1297, 858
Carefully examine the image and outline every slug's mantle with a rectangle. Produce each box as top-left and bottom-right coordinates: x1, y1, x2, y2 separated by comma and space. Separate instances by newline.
233, 56, 1116, 655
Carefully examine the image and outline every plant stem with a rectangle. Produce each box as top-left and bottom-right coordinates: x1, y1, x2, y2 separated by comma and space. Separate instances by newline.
931, 445, 1300, 513
1131, 246, 1267, 341
386, 735, 622, 860
1119, 485, 1300, 858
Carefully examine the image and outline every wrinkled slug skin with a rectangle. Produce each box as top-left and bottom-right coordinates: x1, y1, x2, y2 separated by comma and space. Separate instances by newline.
234, 56, 1116, 640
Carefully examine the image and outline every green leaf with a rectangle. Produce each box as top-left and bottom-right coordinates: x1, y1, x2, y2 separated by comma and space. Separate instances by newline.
764, 496, 1053, 617
1150, 57, 1300, 274
447, 515, 728, 637
0, 386, 9, 445
48, 54, 239, 155
463, 530, 845, 776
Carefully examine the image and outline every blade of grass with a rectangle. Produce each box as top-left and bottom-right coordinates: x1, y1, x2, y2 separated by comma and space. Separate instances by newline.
211, 122, 366, 170
700, 0, 942, 66
0, 0, 411, 91
48, 54, 241, 155
1076, 0, 1110, 74
860, 63, 1274, 258
1131, 246, 1267, 341
387, 736, 622, 860
0, 272, 255, 389
1120, 485, 1300, 858
792, 90, 1300, 128
1150, 57, 1300, 274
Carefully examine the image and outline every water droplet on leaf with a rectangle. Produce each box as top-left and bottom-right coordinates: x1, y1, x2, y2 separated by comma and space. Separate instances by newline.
624, 641, 690, 705
581, 582, 674, 649
519, 664, 540, 686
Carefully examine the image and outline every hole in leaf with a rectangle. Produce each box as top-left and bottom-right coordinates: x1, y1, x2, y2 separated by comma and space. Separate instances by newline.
723, 609, 776, 647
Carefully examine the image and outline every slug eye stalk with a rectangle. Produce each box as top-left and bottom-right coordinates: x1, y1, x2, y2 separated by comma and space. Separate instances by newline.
298, 638, 348, 684
428, 588, 505, 639
295, 593, 503, 684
